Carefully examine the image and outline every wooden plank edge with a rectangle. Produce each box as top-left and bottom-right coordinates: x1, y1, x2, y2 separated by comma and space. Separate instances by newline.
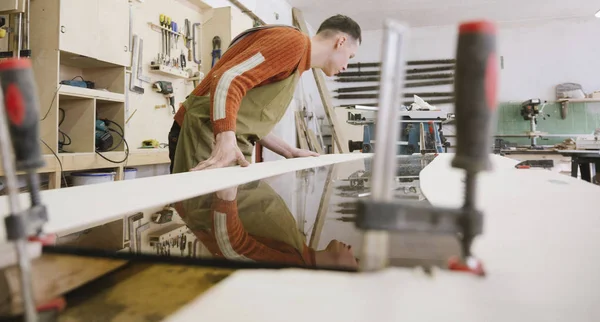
0, 153, 372, 243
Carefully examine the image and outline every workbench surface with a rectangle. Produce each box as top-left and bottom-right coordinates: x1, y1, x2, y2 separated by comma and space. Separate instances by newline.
3, 153, 598, 321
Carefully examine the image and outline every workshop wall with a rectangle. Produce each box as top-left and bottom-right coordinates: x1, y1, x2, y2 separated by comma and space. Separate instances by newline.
316, 16, 600, 144
125, 0, 203, 149
496, 101, 600, 145
336, 17, 600, 102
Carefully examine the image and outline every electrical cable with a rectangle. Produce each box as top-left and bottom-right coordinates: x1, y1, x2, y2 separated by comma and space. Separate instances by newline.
40, 139, 68, 188
58, 108, 71, 151
95, 119, 130, 164
40, 84, 62, 122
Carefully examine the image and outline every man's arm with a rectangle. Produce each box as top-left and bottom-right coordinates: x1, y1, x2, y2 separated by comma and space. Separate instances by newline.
258, 132, 319, 159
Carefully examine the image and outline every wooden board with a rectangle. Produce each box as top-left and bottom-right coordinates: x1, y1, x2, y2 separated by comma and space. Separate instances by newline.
164, 153, 600, 322
294, 111, 310, 150
0, 254, 126, 316
307, 130, 324, 155
308, 165, 336, 248
57, 263, 232, 322
291, 8, 349, 154
0, 154, 371, 243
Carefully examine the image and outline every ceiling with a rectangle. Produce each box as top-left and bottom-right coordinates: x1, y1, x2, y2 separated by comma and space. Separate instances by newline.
287, 0, 600, 30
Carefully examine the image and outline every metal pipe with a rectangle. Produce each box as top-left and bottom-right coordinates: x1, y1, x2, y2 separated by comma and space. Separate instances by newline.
0, 89, 37, 321
16, 13, 22, 58
347, 59, 455, 69
407, 59, 455, 65
406, 73, 454, 80
336, 71, 454, 81
530, 118, 537, 146
360, 20, 408, 272
407, 65, 454, 74
334, 77, 380, 83
25, 0, 30, 50
334, 78, 454, 87
336, 70, 380, 77
333, 85, 379, 93
405, 79, 453, 88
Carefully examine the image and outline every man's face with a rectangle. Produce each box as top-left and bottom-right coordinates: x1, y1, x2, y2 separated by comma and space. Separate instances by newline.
325, 239, 358, 269
323, 34, 358, 77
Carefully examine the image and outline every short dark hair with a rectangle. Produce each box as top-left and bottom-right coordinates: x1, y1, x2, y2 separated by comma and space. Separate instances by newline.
317, 14, 362, 44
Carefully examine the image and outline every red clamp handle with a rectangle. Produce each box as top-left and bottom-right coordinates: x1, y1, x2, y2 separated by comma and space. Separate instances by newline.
448, 256, 486, 277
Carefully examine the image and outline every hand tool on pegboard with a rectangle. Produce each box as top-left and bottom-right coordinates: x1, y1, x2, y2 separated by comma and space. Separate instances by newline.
212, 36, 222, 67
172, 20, 178, 49
166, 16, 172, 61
159, 14, 166, 64
184, 19, 192, 61
192, 22, 201, 65
0, 58, 50, 321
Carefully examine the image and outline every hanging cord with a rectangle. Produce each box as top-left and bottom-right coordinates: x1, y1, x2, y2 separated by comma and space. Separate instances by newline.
95, 119, 130, 164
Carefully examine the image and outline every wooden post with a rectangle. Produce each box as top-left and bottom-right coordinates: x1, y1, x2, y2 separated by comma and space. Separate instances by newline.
48, 171, 62, 189
309, 165, 337, 249
292, 8, 350, 154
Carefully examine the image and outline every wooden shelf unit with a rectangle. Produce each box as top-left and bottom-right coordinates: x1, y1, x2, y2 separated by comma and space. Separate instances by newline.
0, 150, 171, 190
31, 0, 128, 156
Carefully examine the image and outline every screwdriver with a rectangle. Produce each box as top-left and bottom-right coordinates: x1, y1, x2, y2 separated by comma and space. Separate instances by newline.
0, 58, 48, 321
451, 21, 498, 266
166, 16, 172, 59
159, 14, 166, 63
173, 21, 178, 49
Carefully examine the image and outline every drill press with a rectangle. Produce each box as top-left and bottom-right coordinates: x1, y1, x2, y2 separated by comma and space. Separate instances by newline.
357, 20, 498, 275
0, 58, 48, 321
520, 98, 545, 147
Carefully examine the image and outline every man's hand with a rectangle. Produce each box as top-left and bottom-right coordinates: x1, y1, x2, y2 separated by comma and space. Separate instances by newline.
290, 147, 319, 158
258, 132, 320, 159
190, 131, 250, 171
216, 186, 238, 201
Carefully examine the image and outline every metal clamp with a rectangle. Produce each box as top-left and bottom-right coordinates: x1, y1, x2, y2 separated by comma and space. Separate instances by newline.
355, 199, 483, 238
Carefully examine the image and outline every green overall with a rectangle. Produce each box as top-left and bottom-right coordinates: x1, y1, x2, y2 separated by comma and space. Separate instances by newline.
172, 26, 302, 174
179, 181, 307, 255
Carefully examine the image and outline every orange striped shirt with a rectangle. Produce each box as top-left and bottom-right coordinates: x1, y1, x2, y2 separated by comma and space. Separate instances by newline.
175, 26, 311, 134
174, 196, 316, 267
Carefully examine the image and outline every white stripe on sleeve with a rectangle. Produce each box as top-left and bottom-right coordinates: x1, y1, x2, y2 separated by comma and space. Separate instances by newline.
214, 211, 254, 262
213, 52, 266, 121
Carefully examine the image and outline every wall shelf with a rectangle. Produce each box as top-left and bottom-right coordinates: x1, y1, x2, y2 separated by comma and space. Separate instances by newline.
149, 64, 189, 79
0, 150, 171, 189
59, 85, 125, 102
557, 98, 600, 119
557, 98, 600, 103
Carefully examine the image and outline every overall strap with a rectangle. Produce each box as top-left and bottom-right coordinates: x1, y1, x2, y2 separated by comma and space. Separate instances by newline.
227, 25, 301, 51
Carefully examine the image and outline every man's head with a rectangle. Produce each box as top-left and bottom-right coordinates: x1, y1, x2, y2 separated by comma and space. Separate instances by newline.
311, 14, 361, 76
314, 239, 358, 269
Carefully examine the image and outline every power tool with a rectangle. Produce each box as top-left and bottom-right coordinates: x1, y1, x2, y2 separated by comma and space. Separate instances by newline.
60, 76, 95, 89
153, 81, 175, 114
95, 120, 113, 152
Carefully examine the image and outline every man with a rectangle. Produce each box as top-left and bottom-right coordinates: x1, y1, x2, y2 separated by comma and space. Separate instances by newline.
169, 14, 361, 174
174, 182, 358, 270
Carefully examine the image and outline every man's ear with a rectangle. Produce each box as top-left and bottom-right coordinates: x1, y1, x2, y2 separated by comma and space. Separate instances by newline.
335, 35, 346, 48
